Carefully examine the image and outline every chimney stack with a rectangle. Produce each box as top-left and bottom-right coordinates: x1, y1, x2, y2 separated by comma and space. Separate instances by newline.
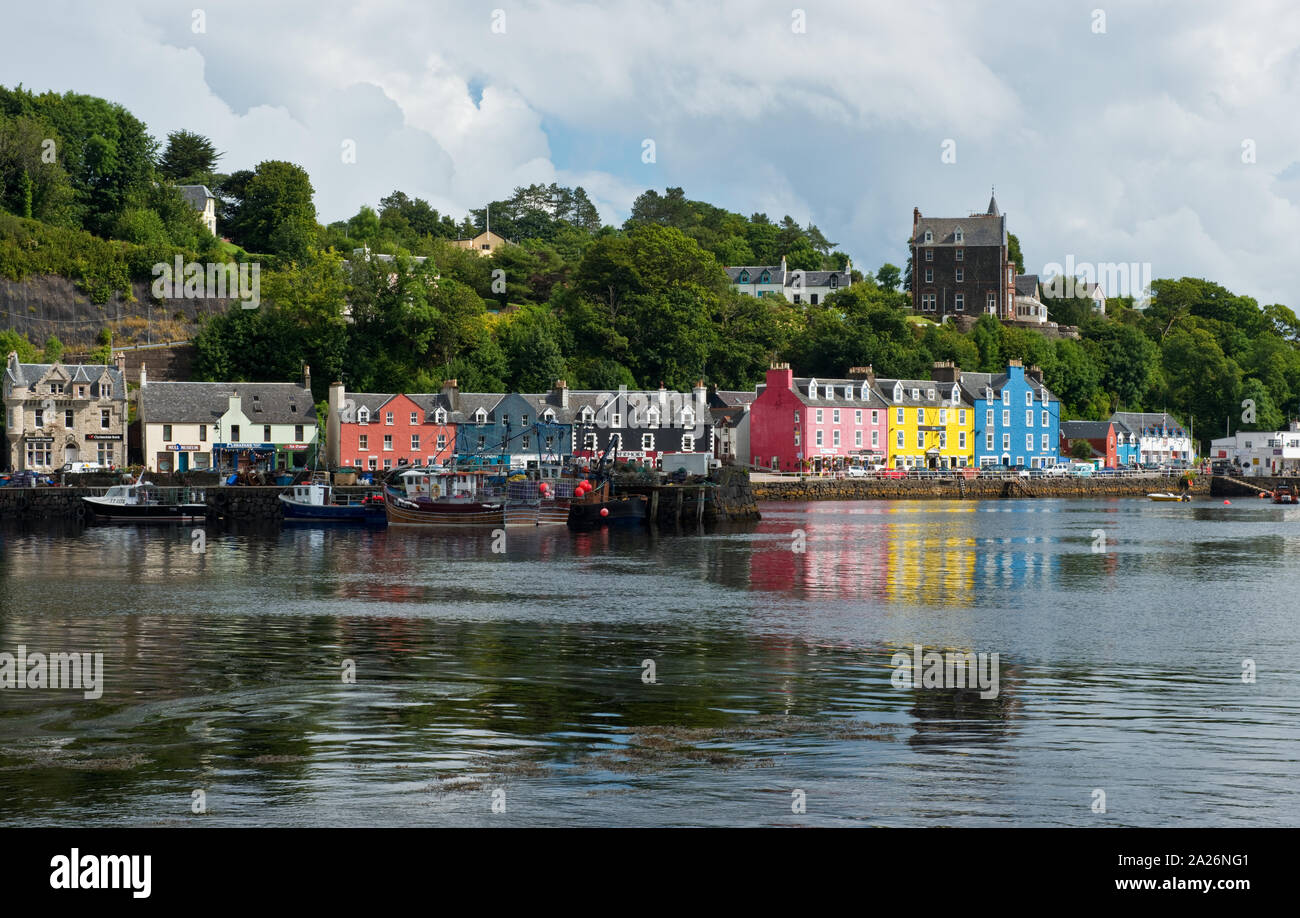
1026, 365, 1043, 385
848, 365, 876, 387
441, 378, 459, 412
552, 379, 569, 409
113, 351, 126, 374
930, 360, 960, 384
913, 207, 921, 227
139, 362, 148, 389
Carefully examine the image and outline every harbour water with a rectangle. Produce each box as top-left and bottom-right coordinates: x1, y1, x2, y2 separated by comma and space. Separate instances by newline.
1, 497, 1298, 827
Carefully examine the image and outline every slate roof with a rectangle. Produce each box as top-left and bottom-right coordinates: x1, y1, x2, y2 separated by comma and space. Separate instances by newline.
725, 266, 852, 288
863, 377, 959, 408
139, 381, 316, 425
957, 371, 1010, 403
1014, 274, 1041, 297
710, 390, 758, 408
1110, 411, 1188, 437
176, 185, 215, 209
1061, 420, 1114, 440
911, 212, 1005, 247
4, 359, 126, 400
710, 405, 747, 429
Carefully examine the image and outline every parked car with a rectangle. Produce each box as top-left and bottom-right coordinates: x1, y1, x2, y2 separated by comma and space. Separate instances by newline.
844, 466, 869, 478
1069, 462, 1095, 477
1043, 464, 1072, 477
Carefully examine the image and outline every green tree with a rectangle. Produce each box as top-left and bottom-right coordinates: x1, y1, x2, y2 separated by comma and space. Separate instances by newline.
875, 263, 902, 292
158, 129, 222, 183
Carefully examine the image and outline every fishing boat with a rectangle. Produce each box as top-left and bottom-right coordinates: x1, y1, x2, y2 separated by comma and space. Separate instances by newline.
1272, 484, 1299, 505
82, 480, 207, 522
279, 475, 386, 522
384, 467, 505, 527
1147, 491, 1191, 502
567, 478, 649, 528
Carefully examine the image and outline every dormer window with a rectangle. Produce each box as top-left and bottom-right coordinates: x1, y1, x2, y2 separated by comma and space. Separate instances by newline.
474, 409, 487, 424
434, 408, 447, 425
807, 377, 818, 399
951, 385, 960, 404
542, 409, 555, 423
893, 383, 903, 403
927, 388, 936, 401
738, 270, 750, 283
357, 407, 369, 424
923, 229, 933, 244
860, 383, 870, 400
824, 385, 832, 399
954, 227, 964, 244
830, 275, 838, 288
759, 270, 771, 284
911, 388, 920, 400
580, 407, 594, 423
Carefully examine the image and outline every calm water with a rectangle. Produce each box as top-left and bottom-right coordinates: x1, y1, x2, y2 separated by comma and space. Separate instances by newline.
1, 498, 1298, 827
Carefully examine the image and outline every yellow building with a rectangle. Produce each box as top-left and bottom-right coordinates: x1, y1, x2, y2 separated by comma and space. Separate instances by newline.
452, 230, 510, 256
880, 365, 975, 468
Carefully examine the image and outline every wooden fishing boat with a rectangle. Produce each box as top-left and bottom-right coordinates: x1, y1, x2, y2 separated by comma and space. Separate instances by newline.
384, 468, 505, 527
82, 481, 207, 522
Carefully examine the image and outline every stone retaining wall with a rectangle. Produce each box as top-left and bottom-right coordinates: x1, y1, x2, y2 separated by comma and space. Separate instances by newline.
0, 485, 376, 521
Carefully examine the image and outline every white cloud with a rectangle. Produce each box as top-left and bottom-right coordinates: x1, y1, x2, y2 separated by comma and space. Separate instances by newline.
2, 0, 1299, 303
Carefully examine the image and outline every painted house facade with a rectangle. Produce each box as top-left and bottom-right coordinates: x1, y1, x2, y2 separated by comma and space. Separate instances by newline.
1109, 411, 1193, 464
3, 352, 129, 471
749, 365, 889, 472
1060, 420, 1117, 467
137, 365, 318, 472
911, 194, 1016, 320
709, 389, 756, 465
570, 384, 712, 468
726, 255, 853, 305
877, 364, 975, 469
1111, 418, 1141, 466
1208, 422, 1300, 476
177, 184, 218, 236
326, 387, 457, 471
960, 362, 1061, 468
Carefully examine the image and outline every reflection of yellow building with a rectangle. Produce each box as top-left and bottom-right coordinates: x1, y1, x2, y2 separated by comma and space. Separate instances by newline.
880, 505, 977, 607
879, 375, 975, 468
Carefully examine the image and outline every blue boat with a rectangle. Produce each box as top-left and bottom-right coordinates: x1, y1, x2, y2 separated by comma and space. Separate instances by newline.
279, 480, 386, 523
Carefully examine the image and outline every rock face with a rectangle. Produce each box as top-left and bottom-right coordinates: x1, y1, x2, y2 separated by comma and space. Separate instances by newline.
753, 476, 1209, 501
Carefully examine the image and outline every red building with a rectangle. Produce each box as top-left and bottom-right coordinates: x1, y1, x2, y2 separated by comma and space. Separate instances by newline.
749, 364, 888, 472
1059, 420, 1116, 467
327, 386, 457, 471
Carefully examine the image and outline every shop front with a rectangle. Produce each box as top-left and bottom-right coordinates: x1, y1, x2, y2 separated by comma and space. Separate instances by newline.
155, 443, 206, 473
212, 442, 277, 473
85, 433, 124, 468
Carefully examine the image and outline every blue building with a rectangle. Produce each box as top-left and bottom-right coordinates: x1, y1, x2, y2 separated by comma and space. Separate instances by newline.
1111, 418, 1141, 466
448, 384, 573, 469
960, 361, 1061, 468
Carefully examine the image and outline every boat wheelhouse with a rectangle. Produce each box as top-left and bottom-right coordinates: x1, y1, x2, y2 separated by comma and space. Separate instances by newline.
279, 476, 386, 522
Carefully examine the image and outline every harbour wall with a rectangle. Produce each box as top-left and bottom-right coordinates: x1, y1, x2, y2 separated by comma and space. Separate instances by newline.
0, 485, 375, 522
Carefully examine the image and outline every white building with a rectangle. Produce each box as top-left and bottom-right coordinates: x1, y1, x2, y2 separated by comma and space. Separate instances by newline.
1110, 411, 1194, 464
1209, 422, 1300, 476
726, 255, 853, 305
177, 185, 218, 236
137, 364, 318, 473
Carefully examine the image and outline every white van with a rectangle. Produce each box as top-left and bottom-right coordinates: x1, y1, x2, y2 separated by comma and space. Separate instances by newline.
60, 462, 108, 474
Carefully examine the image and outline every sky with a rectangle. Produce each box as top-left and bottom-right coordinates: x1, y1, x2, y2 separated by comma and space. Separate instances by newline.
3, 0, 1300, 305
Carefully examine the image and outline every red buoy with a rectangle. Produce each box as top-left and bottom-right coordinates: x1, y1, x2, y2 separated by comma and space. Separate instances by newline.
599, 507, 609, 517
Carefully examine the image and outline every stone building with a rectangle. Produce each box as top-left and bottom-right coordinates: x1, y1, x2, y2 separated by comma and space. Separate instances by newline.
911, 192, 1016, 320
3, 352, 129, 471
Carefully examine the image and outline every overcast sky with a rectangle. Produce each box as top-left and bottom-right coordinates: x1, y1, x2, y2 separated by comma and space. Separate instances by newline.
4, 1, 1299, 304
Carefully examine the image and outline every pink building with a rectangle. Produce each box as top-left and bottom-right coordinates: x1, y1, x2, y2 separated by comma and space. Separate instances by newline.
749, 364, 888, 472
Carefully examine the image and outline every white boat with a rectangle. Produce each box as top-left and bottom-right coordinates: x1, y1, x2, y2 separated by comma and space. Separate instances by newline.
1147, 492, 1190, 502
82, 480, 207, 522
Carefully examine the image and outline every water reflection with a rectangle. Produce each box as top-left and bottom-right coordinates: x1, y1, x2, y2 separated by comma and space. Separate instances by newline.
2, 497, 1300, 826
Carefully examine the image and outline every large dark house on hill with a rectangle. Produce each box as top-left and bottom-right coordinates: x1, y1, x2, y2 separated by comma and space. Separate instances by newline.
911, 192, 1016, 320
